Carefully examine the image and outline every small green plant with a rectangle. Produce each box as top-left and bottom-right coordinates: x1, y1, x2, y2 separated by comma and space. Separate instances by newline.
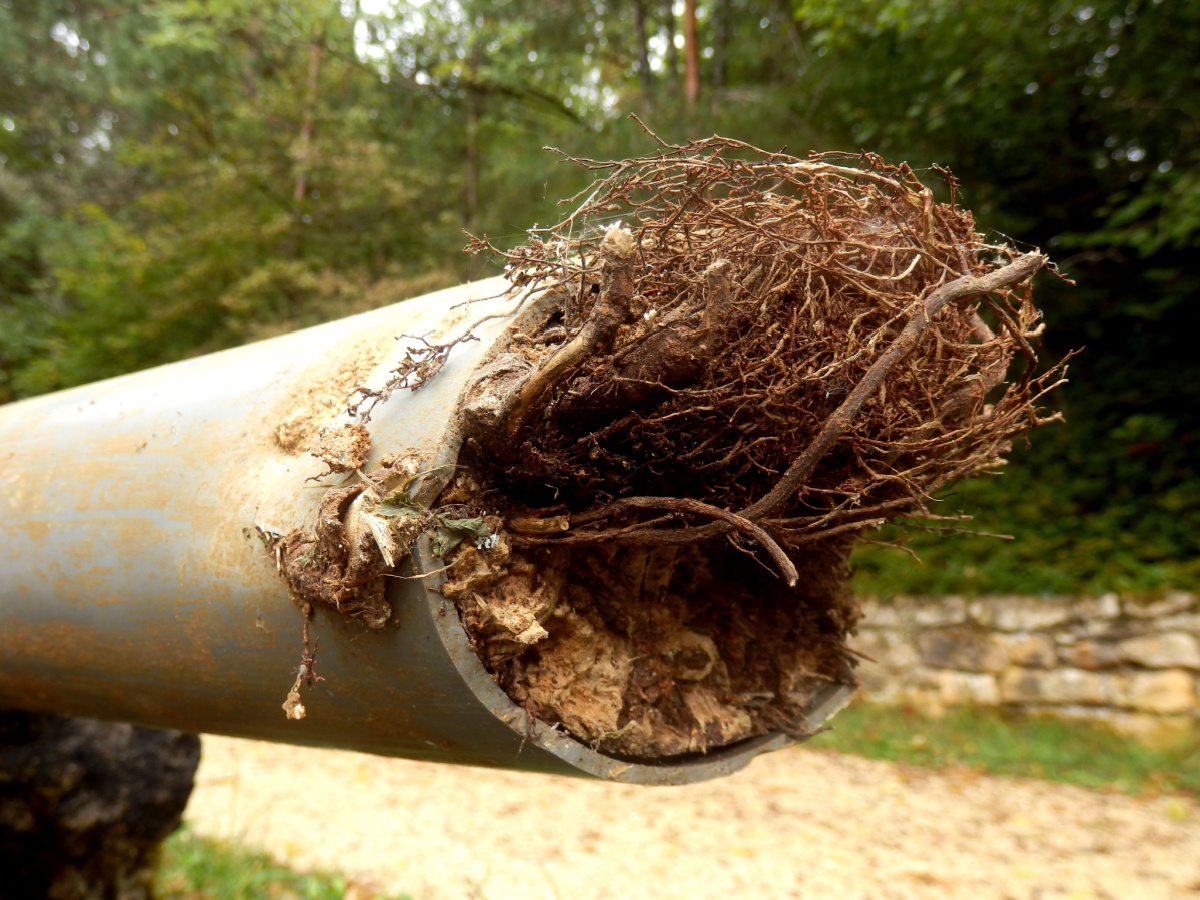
157, 827, 412, 900
811, 703, 1200, 797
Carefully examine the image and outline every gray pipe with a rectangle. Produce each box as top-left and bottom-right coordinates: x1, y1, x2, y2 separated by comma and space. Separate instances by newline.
0, 277, 853, 784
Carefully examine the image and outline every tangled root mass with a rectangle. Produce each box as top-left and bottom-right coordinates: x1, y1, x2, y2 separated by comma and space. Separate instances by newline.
464, 139, 1064, 539
290, 134, 1067, 757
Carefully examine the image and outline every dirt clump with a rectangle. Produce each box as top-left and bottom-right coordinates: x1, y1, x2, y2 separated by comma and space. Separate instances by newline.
278, 482, 390, 628
310, 422, 372, 473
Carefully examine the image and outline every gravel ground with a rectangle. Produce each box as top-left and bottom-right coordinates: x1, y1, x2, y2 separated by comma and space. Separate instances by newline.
185, 734, 1200, 900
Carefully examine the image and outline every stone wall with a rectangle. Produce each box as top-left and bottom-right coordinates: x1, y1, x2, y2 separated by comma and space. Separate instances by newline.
851, 591, 1199, 740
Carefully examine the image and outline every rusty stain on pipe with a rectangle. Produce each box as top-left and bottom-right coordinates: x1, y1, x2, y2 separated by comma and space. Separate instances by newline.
0, 278, 853, 784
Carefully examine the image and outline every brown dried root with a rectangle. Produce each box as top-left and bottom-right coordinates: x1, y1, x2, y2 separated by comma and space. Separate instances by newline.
274, 132, 1069, 754
469, 226, 638, 453
434, 134, 1069, 757
462, 132, 1067, 576
281, 619, 325, 720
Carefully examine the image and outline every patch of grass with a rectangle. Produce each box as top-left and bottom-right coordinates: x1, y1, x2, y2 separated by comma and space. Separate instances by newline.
157, 826, 412, 900
811, 702, 1200, 797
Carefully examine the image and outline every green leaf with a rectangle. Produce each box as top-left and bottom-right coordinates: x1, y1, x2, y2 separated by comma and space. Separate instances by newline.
376, 491, 424, 518
432, 525, 462, 557
432, 516, 491, 556
439, 516, 490, 536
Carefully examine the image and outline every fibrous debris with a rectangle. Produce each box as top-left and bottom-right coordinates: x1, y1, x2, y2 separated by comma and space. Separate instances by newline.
461, 138, 1065, 546
278, 482, 391, 629
440, 527, 858, 757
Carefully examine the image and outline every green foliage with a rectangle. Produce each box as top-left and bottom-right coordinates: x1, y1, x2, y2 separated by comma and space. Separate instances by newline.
432, 515, 490, 556
853, 408, 1200, 596
2, 0, 1197, 593
782, 0, 1200, 596
157, 826, 412, 900
0, 1, 475, 396
813, 703, 1200, 797
375, 491, 423, 518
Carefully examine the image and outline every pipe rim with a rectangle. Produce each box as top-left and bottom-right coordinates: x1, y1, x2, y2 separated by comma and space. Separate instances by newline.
415, 537, 856, 785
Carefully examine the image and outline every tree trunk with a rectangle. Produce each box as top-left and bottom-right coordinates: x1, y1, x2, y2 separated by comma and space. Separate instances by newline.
293, 37, 324, 205
0, 709, 200, 900
291, 33, 324, 260
712, 0, 729, 89
684, 0, 699, 108
632, 0, 653, 98
465, 86, 480, 229
664, 0, 678, 82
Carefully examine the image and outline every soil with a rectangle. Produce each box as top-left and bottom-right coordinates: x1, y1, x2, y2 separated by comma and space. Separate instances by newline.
309, 422, 372, 473
273, 333, 396, 455
186, 734, 1200, 900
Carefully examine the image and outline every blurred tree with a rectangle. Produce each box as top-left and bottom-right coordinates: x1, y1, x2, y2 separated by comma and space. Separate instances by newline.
2, 1, 455, 394
1, 0, 1196, 591
0, 1, 123, 400
357, 0, 599, 233
785, 0, 1200, 593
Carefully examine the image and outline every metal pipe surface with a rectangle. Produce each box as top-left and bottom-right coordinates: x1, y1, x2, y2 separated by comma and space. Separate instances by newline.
0, 278, 852, 784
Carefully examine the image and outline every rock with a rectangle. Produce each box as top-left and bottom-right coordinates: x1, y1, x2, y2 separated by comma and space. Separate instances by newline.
998, 633, 1057, 668
891, 667, 944, 711
1124, 591, 1196, 619
0, 709, 200, 900
911, 596, 968, 628
1105, 712, 1197, 747
846, 595, 1200, 722
1161, 613, 1200, 635
1116, 633, 1200, 670
917, 629, 1007, 673
854, 664, 894, 699
999, 667, 1118, 706
1127, 670, 1197, 714
1078, 616, 1154, 640
1060, 639, 1121, 670
858, 599, 903, 630
851, 629, 918, 671
937, 671, 999, 706
970, 596, 1073, 632
1073, 593, 1121, 621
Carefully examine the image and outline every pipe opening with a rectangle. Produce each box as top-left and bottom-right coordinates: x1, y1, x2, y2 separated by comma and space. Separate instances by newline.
435, 481, 860, 758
